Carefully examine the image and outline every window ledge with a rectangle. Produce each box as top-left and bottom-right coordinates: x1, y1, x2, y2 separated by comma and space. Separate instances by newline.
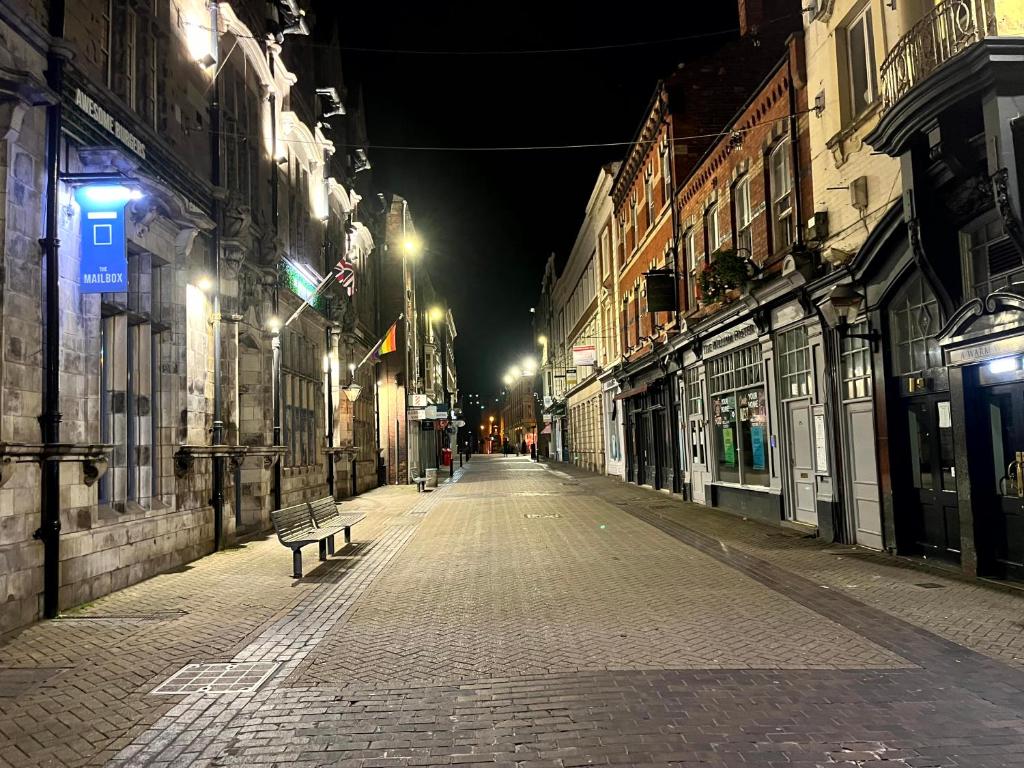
711, 481, 778, 494
826, 102, 881, 166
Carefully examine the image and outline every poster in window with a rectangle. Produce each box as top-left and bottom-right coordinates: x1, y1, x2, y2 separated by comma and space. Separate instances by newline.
812, 405, 828, 473
750, 425, 766, 471
722, 427, 736, 466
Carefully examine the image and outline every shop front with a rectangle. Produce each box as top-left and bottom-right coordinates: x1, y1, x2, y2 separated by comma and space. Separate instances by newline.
698, 321, 783, 521
620, 370, 680, 492
939, 289, 1024, 580
600, 374, 626, 479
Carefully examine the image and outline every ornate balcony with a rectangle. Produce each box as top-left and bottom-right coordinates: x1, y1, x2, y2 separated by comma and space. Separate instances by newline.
879, 0, 999, 113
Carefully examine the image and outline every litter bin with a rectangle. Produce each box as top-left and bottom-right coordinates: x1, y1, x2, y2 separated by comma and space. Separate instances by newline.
425, 468, 438, 488
442, 448, 452, 467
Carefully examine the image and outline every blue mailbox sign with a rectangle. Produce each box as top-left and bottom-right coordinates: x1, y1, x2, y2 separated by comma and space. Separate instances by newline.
75, 185, 141, 293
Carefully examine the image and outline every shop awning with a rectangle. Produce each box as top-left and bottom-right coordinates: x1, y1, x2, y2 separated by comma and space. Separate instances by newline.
614, 384, 648, 401
540, 424, 552, 435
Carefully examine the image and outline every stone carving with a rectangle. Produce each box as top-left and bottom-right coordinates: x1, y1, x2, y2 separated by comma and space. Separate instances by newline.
993, 168, 1024, 257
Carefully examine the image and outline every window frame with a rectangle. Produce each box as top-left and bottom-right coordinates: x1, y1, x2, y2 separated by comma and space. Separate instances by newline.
705, 202, 721, 256
769, 141, 793, 254
844, 4, 878, 120
733, 175, 753, 255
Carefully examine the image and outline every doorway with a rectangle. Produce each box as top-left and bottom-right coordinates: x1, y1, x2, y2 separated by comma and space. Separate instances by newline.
978, 382, 1024, 580
844, 400, 884, 549
902, 395, 960, 560
784, 400, 817, 525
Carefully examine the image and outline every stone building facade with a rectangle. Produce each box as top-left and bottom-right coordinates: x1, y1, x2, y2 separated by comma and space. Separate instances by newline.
0, 0, 388, 633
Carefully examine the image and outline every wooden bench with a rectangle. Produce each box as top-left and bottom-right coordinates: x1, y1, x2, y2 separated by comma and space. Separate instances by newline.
270, 500, 365, 578
412, 476, 427, 492
308, 497, 366, 555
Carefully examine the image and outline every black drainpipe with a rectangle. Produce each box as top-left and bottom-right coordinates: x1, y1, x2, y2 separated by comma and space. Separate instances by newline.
36, 0, 66, 620
267, 43, 283, 512
787, 52, 804, 252
209, 0, 225, 550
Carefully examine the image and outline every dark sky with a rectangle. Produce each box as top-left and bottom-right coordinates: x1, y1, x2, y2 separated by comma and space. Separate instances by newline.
332, 2, 740, 401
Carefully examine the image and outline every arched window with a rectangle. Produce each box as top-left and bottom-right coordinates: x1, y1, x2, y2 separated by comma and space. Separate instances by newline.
888, 271, 943, 375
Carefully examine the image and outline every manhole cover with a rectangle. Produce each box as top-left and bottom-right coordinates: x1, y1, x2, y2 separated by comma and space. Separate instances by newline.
915, 582, 946, 589
524, 513, 562, 519
151, 661, 279, 696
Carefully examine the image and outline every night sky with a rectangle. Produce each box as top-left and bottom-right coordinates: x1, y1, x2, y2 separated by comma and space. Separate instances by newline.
331, 2, 740, 401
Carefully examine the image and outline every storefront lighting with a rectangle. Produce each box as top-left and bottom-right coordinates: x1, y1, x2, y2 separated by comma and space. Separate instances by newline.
987, 357, 1021, 375
77, 184, 143, 206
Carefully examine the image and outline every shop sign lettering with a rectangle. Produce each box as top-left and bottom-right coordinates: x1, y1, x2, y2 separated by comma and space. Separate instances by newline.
705, 321, 758, 354
73, 88, 147, 159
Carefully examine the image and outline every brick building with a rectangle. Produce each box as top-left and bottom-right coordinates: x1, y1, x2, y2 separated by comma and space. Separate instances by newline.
612, 1, 804, 498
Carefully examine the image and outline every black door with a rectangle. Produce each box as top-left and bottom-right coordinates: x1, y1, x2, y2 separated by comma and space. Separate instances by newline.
903, 395, 960, 560
641, 408, 656, 487
979, 384, 1024, 580
626, 407, 640, 484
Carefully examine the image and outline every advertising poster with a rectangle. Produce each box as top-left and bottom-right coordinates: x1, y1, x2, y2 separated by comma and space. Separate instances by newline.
751, 425, 766, 470
722, 427, 736, 466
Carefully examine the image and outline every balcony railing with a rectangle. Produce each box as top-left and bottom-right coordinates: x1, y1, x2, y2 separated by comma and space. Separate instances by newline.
879, 0, 997, 113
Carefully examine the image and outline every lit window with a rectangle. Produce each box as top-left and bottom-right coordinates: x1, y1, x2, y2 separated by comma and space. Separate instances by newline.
685, 228, 698, 310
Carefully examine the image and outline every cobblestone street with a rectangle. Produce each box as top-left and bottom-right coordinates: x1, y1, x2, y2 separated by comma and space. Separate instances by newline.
3, 456, 1024, 767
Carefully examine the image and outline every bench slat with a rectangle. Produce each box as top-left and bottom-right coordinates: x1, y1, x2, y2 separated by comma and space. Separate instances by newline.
271, 503, 316, 546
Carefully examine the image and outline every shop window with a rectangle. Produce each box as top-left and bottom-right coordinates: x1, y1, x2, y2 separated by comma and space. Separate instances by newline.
733, 175, 752, 255
223, 64, 256, 209
98, 253, 167, 510
282, 328, 320, 468
707, 345, 769, 487
844, 5, 878, 120
769, 141, 793, 252
889, 271, 943, 375
685, 367, 705, 466
841, 321, 873, 400
776, 326, 812, 400
962, 211, 1020, 299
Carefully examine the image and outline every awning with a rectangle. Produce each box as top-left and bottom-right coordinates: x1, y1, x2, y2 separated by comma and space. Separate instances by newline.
614, 384, 648, 401
540, 424, 552, 435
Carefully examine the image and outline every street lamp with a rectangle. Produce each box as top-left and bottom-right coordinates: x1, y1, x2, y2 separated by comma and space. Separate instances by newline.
403, 237, 421, 257
502, 373, 514, 386
429, 305, 444, 323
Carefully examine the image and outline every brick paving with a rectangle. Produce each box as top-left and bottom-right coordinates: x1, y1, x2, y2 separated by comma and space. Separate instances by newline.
2, 456, 1024, 766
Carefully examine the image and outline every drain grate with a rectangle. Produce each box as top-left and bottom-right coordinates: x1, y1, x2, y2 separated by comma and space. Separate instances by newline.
151, 661, 279, 696
915, 582, 946, 589
524, 513, 562, 519
58, 610, 188, 623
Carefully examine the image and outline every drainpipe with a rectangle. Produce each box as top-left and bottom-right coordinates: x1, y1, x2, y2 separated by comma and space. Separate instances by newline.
209, 0, 225, 550
37, 0, 66, 619
788, 47, 804, 251
325, 324, 336, 498
264, 36, 283, 511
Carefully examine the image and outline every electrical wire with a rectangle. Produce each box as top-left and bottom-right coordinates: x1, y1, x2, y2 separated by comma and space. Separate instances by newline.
208, 109, 816, 153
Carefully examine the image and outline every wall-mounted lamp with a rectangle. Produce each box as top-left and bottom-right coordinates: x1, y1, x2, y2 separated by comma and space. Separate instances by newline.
196, 275, 214, 293
343, 383, 363, 402
267, 316, 282, 334
821, 283, 881, 348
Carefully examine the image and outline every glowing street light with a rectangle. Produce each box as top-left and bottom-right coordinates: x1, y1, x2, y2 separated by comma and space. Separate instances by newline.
429, 305, 444, 323
502, 373, 514, 386
402, 237, 421, 256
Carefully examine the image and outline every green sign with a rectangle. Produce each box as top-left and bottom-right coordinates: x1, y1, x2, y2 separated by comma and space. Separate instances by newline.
722, 427, 736, 466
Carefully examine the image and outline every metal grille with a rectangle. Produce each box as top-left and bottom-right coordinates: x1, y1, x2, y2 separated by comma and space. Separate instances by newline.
151, 661, 279, 696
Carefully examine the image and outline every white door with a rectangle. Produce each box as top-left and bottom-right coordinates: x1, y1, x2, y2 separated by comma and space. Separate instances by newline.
786, 400, 818, 525
688, 414, 708, 504
845, 400, 883, 549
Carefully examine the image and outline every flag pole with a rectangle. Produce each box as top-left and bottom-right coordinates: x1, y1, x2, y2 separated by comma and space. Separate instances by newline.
355, 313, 403, 371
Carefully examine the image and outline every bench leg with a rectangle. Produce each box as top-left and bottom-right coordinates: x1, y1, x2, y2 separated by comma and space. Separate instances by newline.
344, 526, 352, 545
327, 535, 335, 555
318, 539, 328, 561
292, 549, 303, 579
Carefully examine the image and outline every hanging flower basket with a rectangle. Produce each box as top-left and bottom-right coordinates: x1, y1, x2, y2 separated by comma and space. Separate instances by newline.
698, 249, 753, 305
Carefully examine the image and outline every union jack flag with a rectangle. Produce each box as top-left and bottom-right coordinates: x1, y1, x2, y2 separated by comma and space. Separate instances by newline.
334, 256, 356, 296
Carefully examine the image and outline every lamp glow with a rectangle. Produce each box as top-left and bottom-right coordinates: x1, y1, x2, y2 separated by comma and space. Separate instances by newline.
196, 276, 213, 293
77, 185, 143, 206
502, 374, 514, 386
988, 357, 1021, 374
402, 237, 421, 256
343, 383, 363, 402
537, 335, 547, 345
267, 316, 282, 333
429, 305, 444, 323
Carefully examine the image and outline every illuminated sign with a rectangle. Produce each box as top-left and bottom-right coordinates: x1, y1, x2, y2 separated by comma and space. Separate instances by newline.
75, 185, 141, 293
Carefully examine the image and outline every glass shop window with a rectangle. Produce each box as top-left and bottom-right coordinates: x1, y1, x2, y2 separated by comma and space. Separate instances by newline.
707, 344, 769, 487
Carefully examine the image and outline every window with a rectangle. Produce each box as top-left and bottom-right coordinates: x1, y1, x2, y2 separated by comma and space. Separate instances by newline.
685, 228, 698, 311
769, 141, 793, 252
282, 328, 321, 467
962, 211, 1020, 299
777, 326, 812, 400
888, 271, 943, 375
707, 344, 769, 487
124, 8, 137, 109
685, 367, 705, 467
630, 194, 638, 248
645, 172, 655, 229
662, 147, 672, 204
705, 203, 721, 256
100, 0, 113, 86
846, 6, 878, 118
734, 176, 752, 255
98, 253, 167, 510
841, 321, 873, 400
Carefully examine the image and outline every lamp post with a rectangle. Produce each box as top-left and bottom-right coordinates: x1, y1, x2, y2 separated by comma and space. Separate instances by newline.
269, 317, 282, 510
